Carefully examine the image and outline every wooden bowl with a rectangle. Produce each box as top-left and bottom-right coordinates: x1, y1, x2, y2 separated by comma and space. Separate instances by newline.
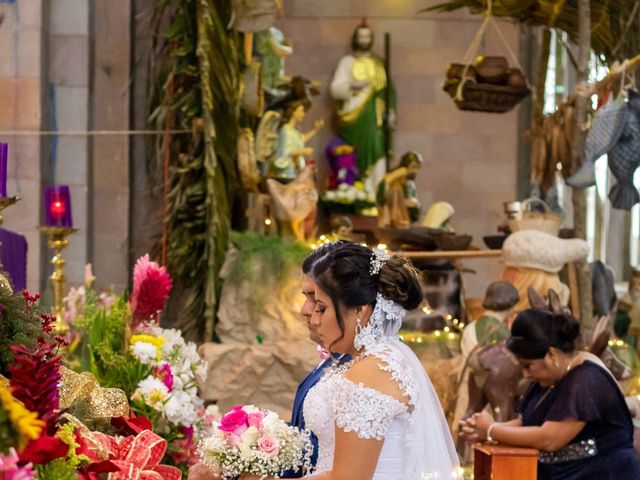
483, 234, 507, 250
434, 234, 473, 251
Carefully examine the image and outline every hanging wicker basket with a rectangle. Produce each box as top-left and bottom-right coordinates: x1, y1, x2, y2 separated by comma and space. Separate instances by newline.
453, 80, 531, 113
507, 198, 562, 236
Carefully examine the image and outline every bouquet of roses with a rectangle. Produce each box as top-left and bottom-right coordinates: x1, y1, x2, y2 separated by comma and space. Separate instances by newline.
198, 405, 313, 479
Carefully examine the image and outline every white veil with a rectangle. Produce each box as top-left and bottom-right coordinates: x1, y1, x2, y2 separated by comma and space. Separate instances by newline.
360, 293, 462, 479
394, 338, 462, 479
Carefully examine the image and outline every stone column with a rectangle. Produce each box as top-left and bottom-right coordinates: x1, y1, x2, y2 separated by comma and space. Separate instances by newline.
0, 1, 44, 292
90, 1, 132, 291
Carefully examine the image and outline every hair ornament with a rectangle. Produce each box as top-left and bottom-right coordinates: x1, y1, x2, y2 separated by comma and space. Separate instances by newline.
370, 248, 390, 275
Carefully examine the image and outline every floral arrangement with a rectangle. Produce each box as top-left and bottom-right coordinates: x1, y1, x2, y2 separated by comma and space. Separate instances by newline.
320, 182, 377, 216
129, 324, 208, 435
67, 254, 211, 476
0, 293, 97, 480
198, 404, 313, 479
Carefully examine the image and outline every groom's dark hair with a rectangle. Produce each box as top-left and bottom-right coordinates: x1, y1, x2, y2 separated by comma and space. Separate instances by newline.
301, 240, 348, 274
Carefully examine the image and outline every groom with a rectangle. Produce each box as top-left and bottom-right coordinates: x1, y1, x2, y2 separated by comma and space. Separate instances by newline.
283, 240, 351, 477
188, 241, 350, 480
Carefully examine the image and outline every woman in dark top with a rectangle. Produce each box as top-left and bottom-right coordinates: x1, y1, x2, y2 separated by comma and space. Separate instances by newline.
460, 308, 640, 479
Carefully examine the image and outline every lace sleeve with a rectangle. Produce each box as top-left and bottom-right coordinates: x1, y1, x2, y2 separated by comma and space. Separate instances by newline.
332, 376, 407, 441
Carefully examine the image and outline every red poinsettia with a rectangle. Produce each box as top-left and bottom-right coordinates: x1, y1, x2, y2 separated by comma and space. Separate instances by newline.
129, 254, 172, 326
82, 430, 181, 480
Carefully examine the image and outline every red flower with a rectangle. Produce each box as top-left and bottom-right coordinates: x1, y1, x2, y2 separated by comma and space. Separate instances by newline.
129, 254, 172, 326
85, 430, 181, 480
19, 434, 68, 464
110, 414, 153, 436
9, 340, 62, 430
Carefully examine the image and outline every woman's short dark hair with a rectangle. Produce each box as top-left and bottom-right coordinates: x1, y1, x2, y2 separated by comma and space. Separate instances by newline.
506, 308, 581, 359
311, 243, 423, 350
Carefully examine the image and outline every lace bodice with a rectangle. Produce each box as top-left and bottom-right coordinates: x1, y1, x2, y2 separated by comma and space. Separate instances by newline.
303, 343, 414, 478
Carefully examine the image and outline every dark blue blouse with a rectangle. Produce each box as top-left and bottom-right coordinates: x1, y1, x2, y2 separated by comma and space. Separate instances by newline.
519, 360, 640, 479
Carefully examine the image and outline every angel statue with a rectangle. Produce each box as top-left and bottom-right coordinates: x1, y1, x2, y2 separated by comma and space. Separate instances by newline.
262, 101, 324, 241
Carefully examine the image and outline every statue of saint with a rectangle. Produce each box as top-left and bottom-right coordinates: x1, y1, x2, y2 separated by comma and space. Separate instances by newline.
376, 151, 422, 228
330, 21, 395, 197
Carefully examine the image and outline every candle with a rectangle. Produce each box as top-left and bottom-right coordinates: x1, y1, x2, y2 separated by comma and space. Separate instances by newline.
0, 143, 7, 198
43, 185, 73, 227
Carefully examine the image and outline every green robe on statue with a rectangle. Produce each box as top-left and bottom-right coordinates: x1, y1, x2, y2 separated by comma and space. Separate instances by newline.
330, 54, 396, 197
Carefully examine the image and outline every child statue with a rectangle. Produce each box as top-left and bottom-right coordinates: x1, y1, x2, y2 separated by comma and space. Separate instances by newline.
376, 151, 423, 228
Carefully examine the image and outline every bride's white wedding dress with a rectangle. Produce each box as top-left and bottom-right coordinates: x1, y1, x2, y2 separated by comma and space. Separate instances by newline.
303, 295, 461, 479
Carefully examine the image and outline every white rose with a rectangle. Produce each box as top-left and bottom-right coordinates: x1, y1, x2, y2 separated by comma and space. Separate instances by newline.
239, 444, 254, 461
243, 405, 259, 414
324, 190, 337, 201
262, 411, 279, 430
240, 426, 259, 448
356, 190, 366, 201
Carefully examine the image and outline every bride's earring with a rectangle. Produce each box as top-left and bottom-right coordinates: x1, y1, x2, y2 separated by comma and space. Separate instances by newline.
354, 318, 363, 350
355, 318, 362, 336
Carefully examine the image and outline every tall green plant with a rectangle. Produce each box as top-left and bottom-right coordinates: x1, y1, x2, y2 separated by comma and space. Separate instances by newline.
148, 0, 241, 340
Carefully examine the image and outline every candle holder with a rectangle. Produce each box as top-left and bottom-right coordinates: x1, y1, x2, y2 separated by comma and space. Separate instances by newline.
39, 226, 77, 334
0, 195, 19, 227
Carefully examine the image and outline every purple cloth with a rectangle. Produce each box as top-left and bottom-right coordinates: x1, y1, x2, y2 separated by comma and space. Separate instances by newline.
0, 228, 27, 291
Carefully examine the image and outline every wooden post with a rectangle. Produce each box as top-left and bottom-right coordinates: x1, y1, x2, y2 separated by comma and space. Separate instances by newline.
474, 443, 538, 480
571, 0, 593, 332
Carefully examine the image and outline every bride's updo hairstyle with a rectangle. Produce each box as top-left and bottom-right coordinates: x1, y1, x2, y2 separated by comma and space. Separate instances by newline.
506, 308, 581, 359
311, 243, 423, 346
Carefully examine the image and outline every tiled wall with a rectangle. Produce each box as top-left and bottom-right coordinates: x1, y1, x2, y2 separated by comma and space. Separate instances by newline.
0, 1, 43, 292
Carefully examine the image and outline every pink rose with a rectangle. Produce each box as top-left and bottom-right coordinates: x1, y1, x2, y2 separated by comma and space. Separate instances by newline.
223, 431, 242, 448
218, 409, 249, 435
258, 437, 279, 458
247, 412, 264, 429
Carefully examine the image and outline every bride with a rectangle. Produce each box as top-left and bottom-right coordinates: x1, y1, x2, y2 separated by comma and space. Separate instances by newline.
259, 243, 459, 479
193, 243, 461, 480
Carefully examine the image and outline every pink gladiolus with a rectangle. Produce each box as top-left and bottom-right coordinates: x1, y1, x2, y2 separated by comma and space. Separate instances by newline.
130, 254, 173, 325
